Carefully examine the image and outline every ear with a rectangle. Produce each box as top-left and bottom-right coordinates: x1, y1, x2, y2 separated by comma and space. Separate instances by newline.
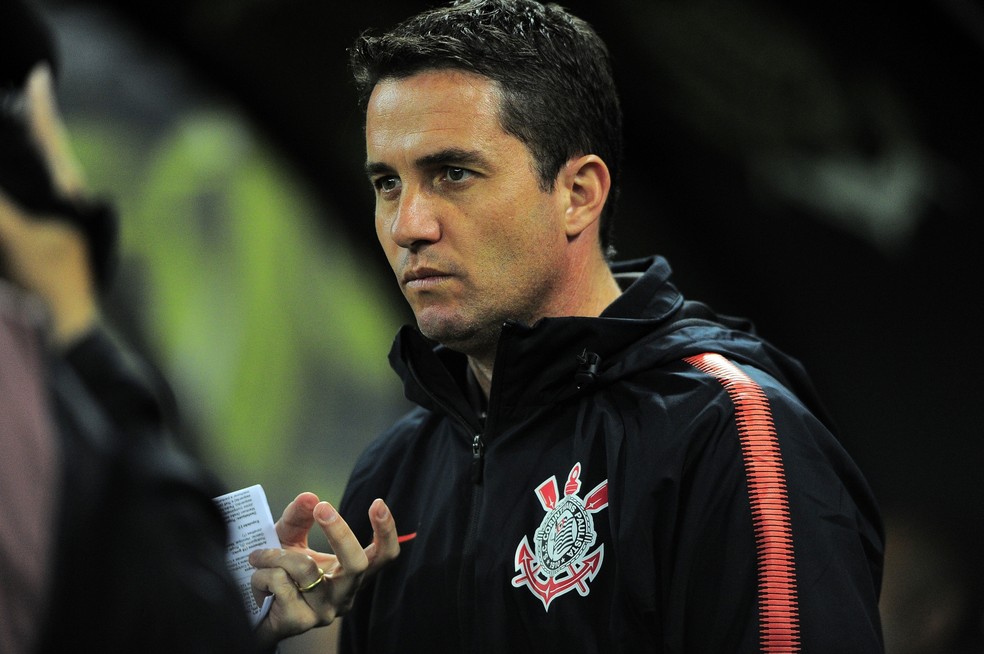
560, 154, 610, 239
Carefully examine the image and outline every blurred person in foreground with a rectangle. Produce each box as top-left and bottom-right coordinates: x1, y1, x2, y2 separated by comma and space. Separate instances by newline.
249, 1, 885, 651
0, 2, 259, 651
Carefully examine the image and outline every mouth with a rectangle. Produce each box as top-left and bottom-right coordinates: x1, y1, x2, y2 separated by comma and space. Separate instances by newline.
402, 266, 452, 289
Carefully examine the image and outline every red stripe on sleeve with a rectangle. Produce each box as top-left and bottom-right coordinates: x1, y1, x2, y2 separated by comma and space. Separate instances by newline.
685, 352, 801, 653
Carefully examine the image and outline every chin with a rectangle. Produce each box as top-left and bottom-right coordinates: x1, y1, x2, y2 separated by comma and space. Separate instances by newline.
416, 317, 499, 356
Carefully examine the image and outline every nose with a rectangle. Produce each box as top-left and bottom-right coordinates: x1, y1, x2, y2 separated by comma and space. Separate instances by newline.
388, 186, 441, 251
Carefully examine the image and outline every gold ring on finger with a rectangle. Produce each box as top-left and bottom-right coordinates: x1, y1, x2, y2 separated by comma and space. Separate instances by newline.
296, 567, 326, 593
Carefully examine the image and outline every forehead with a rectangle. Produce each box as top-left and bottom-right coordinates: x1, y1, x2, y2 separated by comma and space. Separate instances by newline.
365, 70, 509, 158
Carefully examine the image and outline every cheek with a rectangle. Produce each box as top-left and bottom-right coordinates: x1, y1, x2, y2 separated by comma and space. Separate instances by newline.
375, 214, 400, 268
506, 199, 565, 255
374, 213, 387, 244
375, 206, 398, 247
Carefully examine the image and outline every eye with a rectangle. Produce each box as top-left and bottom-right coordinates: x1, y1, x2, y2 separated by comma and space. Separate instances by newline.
373, 176, 401, 195
444, 167, 472, 183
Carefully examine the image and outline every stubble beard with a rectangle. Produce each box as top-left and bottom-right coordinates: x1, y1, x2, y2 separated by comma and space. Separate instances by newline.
416, 311, 504, 362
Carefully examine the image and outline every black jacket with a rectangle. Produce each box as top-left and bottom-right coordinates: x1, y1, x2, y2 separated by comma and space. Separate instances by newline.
33, 328, 260, 654
339, 256, 884, 653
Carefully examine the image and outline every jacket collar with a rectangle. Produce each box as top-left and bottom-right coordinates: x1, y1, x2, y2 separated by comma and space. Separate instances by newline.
389, 254, 833, 432
388, 256, 685, 421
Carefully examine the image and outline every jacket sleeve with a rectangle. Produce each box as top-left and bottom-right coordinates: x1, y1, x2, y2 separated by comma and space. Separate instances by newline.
673, 354, 884, 653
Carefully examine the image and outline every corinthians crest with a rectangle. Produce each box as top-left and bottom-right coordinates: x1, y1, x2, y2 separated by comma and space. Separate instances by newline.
512, 462, 609, 610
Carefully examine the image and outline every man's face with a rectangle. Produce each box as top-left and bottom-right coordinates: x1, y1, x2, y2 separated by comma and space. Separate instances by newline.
365, 69, 570, 357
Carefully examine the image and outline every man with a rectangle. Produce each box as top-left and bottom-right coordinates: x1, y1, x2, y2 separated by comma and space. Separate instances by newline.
0, 5, 261, 649
250, 1, 884, 651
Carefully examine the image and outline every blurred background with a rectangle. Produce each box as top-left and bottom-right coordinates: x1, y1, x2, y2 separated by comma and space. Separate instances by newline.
19, 0, 984, 651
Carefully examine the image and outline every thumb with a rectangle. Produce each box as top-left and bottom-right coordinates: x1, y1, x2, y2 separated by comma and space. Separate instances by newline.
274, 492, 321, 548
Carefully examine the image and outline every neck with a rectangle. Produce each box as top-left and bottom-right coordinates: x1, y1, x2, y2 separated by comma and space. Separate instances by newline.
468, 357, 494, 398
467, 251, 621, 399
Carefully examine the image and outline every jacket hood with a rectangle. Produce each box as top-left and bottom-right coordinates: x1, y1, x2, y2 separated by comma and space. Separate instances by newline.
389, 256, 833, 428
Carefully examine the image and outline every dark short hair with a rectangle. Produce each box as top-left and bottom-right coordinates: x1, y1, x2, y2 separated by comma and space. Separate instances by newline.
350, 0, 623, 255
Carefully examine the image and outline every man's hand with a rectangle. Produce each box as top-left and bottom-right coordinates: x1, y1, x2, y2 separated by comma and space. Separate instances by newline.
248, 494, 399, 647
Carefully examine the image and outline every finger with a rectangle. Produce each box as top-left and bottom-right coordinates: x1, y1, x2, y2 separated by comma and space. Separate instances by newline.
275, 492, 321, 547
24, 63, 86, 198
249, 565, 282, 609
364, 498, 400, 572
314, 502, 369, 575
250, 567, 319, 643
249, 547, 326, 591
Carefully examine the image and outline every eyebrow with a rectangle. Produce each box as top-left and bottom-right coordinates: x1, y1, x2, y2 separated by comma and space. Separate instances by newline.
364, 148, 491, 178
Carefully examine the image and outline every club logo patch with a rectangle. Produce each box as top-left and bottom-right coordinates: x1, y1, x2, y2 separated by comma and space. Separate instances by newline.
511, 462, 608, 610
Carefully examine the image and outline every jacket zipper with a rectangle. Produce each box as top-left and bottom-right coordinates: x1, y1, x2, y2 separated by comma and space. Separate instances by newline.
457, 425, 484, 652
418, 401, 484, 651
470, 432, 484, 483
405, 357, 489, 651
